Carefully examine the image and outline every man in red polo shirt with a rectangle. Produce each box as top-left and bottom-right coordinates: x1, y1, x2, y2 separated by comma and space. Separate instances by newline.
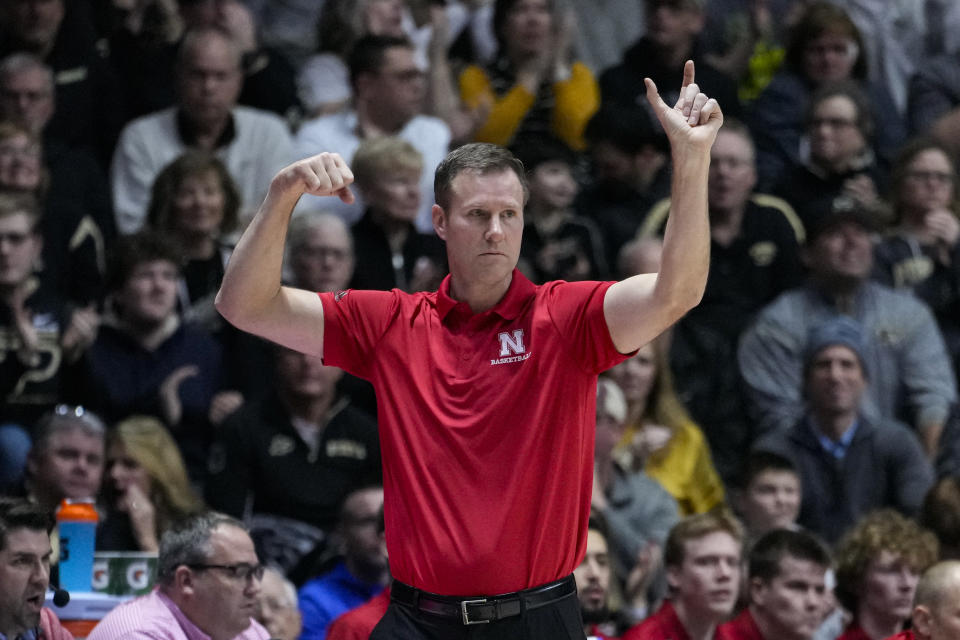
623, 512, 743, 640
216, 61, 722, 639
720, 529, 831, 640
885, 560, 960, 640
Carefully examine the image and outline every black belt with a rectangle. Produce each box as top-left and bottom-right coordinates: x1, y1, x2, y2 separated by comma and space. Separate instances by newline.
391, 575, 577, 625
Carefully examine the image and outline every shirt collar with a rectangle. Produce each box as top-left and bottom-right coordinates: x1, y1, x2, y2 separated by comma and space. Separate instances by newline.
813, 418, 859, 459
175, 109, 237, 149
435, 269, 536, 322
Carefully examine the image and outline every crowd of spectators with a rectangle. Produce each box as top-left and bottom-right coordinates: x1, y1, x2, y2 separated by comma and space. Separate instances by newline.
0, 0, 959, 638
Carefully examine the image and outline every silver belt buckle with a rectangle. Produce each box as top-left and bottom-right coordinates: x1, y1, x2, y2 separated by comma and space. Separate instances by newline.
460, 599, 490, 625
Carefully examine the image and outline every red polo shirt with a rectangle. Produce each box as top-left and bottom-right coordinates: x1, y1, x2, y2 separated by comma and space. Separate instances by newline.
718, 609, 765, 640
320, 271, 628, 595
623, 601, 692, 640
837, 624, 871, 640
883, 633, 914, 640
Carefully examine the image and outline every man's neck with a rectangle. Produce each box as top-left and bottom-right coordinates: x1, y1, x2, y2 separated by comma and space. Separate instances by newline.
812, 411, 857, 442
117, 314, 179, 352
749, 605, 782, 640
448, 270, 513, 314
370, 210, 411, 253
657, 40, 694, 71
356, 102, 404, 138
344, 556, 388, 587
279, 389, 335, 425
858, 605, 905, 640
673, 599, 719, 640
709, 204, 746, 247
178, 234, 217, 261
188, 115, 231, 152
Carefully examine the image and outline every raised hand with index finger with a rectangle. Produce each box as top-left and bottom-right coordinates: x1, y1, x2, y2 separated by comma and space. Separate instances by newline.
643, 60, 723, 152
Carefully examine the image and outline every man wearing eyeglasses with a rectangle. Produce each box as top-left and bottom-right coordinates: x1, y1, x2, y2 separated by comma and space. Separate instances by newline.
87, 512, 269, 640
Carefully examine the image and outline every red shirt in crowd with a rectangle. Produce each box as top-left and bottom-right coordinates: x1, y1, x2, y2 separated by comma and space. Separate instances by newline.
325, 588, 391, 640
837, 624, 872, 640
717, 608, 764, 640
320, 272, 628, 595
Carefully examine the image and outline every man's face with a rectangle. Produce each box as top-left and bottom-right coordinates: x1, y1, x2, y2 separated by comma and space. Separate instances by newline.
362, 0, 405, 36
501, 0, 552, 59
709, 130, 756, 215
274, 347, 342, 399
116, 260, 179, 326
805, 344, 866, 418
808, 95, 865, 170
256, 571, 302, 640
29, 428, 104, 502
177, 34, 243, 127
574, 529, 611, 618
290, 224, 354, 293
861, 550, 921, 622
740, 470, 801, 536
365, 47, 425, 126
0, 528, 52, 639
751, 557, 827, 640
0, 133, 42, 191
529, 161, 577, 211
0, 212, 41, 289
184, 525, 261, 639
433, 169, 524, 295
900, 149, 955, 216
916, 581, 960, 640
0, 67, 54, 135
802, 32, 858, 85
645, 0, 703, 51
806, 221, 873, 285
668, 531, 741, 622
363, 167, 422, 224
0, 0, 64, 52
341, 488, 386, 576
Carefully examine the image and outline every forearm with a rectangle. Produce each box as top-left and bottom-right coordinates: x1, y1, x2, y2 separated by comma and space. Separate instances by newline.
920, 420, 944, 458
655, 149, 711, 311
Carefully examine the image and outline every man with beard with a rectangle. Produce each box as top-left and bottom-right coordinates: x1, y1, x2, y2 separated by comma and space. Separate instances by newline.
298, 487, 388, 640
0, 497, 71, 640
575, 515, 619, 639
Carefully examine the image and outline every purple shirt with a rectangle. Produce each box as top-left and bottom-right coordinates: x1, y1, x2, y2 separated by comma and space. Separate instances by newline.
86, 589, 269, 640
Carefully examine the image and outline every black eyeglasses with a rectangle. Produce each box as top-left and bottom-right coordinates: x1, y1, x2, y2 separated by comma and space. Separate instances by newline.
187, 563, 265, 582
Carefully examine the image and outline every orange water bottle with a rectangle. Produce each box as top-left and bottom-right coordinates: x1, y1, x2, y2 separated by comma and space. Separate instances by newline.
57, 499, 98, 592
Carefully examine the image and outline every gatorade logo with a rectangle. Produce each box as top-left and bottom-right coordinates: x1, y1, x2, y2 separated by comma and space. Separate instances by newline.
127, 561, 151, 590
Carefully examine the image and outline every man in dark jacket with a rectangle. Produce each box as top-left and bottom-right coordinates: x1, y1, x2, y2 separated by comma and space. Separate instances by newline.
755, 317, 934, 544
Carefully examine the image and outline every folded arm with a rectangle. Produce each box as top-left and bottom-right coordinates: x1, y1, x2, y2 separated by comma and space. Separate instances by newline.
215, 153, 355, 357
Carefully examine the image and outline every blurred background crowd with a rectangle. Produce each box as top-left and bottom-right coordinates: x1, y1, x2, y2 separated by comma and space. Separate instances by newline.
1, 0, 960, 637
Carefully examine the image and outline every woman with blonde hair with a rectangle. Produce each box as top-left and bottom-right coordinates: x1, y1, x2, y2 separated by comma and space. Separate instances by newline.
606, 335, 725, 516
98, 416, 203, 552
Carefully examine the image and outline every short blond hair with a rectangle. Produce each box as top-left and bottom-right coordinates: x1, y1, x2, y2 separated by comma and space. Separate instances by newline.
351, 137, 423, 190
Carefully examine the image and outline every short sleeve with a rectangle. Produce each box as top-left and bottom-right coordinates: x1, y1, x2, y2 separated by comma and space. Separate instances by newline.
542, 280, 632, 374
319, 289, 399, 379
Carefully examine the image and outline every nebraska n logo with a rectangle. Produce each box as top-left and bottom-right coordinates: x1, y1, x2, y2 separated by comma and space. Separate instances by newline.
498, 330, 525, 356
492, 330, 531, 366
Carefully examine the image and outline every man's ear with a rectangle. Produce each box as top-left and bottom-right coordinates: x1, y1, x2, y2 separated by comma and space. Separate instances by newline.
175, 565, 196, 596
432, 204, 447, 241
912, 604, 933, 638
749, 576, 768, 607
